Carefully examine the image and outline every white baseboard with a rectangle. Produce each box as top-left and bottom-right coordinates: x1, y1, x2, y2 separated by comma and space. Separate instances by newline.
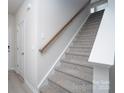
37, 14, 90, 89
25, 79, 39, 93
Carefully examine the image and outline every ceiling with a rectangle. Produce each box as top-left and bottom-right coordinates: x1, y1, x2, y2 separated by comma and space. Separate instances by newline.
8, 0, 25, 14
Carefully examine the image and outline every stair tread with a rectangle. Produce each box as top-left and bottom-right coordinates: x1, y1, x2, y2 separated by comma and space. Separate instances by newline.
70, 45, 92, 48
83, 23, 100, 27
82, 24, 100, 30
68, 47, 91, 55
72, 39, 94, 47
64, 52, 89, 60
73, 39, 93, 43
65, 51, 90, 57
88, 15, 102, 20
72, 42, 94, 47
79, 31, 97, 35
85, 19, 101, 24
71, 45, 93, 48
56, 62, 93, 82
84, 22, 100, 27
73, 38, 95, 41
75, 35, 96, 39
48, 71, 92, 93
69, 46, 92, 50
77, 32, 96, 36
90, 10, 104, 17
41, 80, 69, 93
67, 50, 90, 56
79, 28, 99, 34
61, 58, 93, 68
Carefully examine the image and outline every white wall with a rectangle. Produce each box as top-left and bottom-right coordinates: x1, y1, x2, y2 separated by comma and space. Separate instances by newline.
37, 0, 90, 85
89, 0, 115, 65
37, 0, 89, 50
16, 0, 38, 91
8, 14, 16, 70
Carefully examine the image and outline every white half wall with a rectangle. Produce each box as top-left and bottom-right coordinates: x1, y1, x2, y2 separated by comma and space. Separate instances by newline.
89, 0, 115, 65
8, 14, 16, 70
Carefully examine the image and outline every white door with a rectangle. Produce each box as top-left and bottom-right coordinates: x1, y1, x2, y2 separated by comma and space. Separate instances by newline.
17, 20, 25, 77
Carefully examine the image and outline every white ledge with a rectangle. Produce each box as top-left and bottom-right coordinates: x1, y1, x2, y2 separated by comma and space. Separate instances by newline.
88, 0, 115, 66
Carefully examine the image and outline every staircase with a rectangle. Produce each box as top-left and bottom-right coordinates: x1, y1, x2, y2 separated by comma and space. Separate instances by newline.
40, 10, 104, 93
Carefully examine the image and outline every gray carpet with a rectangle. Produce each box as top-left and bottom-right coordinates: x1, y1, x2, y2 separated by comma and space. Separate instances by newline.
40, 10, 104, 93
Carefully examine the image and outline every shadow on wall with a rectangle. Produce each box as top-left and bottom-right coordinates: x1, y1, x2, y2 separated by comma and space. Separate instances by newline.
109, 64, 115, 93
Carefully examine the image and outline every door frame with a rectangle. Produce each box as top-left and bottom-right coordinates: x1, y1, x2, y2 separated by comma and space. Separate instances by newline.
16, 19, 25, 79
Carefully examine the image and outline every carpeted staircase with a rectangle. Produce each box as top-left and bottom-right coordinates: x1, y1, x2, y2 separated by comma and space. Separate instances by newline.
40, 10, 104, 93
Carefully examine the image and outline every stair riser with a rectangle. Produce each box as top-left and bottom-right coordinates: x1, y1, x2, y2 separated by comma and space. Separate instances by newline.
64, 54, 88, 62
74, 37, 95, 43
84, 21, 100, 26
61, 60, 93, 69
73, 40, 93, 44
80, 27, 99, 33
49, 71, 92, 93
79, 30, 98, 35
56, 63, 93, 82
71, 45, 92, 49
90, 13, 104, 17
75, 36, 96, 40
82, 28, 99, 33
88, 16, 102, 20
85, 20, 101, 25
73, 41, 94, 45
69, 48, 91, 54
84, 22, 100, 28
48, 80, 71, 93
73, 39, 95, 43
56, 64, 93, 76
83, 24, 100, 29
85, 19, 101, 24
76, 33, 96, 37
87, 16, 102, 20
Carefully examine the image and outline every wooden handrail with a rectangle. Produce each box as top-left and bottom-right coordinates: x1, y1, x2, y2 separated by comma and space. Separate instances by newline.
39, 1, 90, 53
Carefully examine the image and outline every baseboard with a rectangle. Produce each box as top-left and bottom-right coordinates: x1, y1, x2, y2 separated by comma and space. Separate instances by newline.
25, 79, 39, 93
37, 13, 90, 89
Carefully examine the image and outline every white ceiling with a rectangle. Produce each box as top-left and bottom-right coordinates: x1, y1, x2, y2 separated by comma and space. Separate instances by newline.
8, 0, 25, 14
